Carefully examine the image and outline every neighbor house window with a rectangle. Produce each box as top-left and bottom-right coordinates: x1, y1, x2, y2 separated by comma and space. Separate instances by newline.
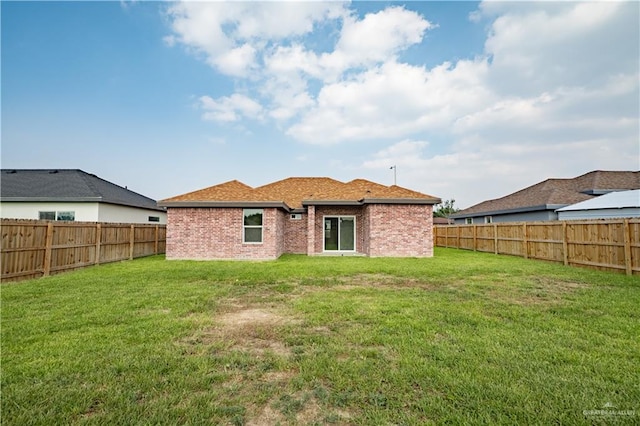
484, 216, 492, 224
56, 211, 75, 221
243, 209, 263, 243
148, 216, 160, 222
465, 218, 473, 224
39, 211, 75, 221
39, 211, 56, 220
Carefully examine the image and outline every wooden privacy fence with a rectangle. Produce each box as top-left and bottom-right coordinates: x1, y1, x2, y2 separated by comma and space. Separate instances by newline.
435, 219, 640, 276
1, 219, 167, 282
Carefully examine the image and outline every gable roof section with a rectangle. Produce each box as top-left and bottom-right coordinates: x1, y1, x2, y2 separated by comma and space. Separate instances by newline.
160, 177, 440, 210
452, 170, 640, 218
0, 169, 164, 211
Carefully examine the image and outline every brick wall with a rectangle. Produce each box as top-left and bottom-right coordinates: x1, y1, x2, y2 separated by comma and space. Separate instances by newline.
283, 213, 308, 254
366, 204, 434, 257
166, 203, 435, 259
166, 207, 284, 260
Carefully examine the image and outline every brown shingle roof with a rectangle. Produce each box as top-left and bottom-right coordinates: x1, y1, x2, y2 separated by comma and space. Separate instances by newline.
453, 170, 640, 217
160, 177, 440, 209
161, 180, 256, 203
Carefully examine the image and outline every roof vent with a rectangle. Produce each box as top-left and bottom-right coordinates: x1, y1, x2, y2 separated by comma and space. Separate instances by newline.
5, 170, 16, 174
49, 170, 59, 174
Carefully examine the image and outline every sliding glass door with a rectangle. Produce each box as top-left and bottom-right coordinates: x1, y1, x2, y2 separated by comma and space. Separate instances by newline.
324, 216, 355, 252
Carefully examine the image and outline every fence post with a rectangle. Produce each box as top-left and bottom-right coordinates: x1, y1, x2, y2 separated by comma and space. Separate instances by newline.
562, 221, 569, 266
473, 225, 477, 251
43, 222, 54, 276
154, 225, 159, 255
129, 224, 135, 260
95, 223, 102, 265
457, 225, 461, 249
623, 219, 632, 276
493, 223, 498, 254
522, 223, 528, 259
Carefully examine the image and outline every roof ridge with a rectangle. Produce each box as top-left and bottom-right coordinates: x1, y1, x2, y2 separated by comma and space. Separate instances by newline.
76, 170, 103, 200
77, 170, 159, 202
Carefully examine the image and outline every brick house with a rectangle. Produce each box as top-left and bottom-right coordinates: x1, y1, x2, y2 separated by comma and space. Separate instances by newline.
159, 177, 441, 260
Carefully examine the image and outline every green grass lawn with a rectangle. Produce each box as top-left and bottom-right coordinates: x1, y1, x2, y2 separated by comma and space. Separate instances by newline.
2, 248, 639, 425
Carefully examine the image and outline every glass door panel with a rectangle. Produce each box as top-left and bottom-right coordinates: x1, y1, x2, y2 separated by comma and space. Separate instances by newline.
339, 217, 355, 251
324, 217, 339, 251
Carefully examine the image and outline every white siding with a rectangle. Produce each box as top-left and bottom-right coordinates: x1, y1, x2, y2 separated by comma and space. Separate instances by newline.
558, 208, 640, 220
0, 202, 99, 221
98, 203, 167, 224
0, 202, 166, 224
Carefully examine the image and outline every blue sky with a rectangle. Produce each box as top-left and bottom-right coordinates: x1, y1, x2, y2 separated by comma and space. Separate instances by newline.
2, 1, 638, 208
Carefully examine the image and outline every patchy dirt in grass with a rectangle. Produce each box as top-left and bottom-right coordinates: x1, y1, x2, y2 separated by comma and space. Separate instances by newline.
291, 273, 436, 294
180, 305, 297, 359
246, 391, 352, 426
219, 308, 289, 327
336, 273, 433, 289
484, 276, 588, 306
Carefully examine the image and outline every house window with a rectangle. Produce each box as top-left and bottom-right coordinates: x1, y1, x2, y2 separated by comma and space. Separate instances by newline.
484, 216, 492, 224
56, 211, 75, 221
323, 216, 355, 252
148, 216, 160, 222
243, 209, 263, 243
39, 211, 56, 220
39, 211, 75, 221
465, 218, 473, 224
290, 213, 302, 220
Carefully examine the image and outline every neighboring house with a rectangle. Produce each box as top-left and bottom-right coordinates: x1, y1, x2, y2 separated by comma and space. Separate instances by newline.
451, 170, 639, 224
0, 169, 166, 224
556, 189, 640, 220
159, 177, 441, 260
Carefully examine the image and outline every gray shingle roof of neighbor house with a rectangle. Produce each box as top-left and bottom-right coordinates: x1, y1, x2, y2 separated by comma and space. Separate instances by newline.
451, 170, 640, 219
0, 169, 165, 211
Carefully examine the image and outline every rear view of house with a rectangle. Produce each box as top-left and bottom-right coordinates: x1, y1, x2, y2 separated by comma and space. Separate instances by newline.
159, 177, 441, 260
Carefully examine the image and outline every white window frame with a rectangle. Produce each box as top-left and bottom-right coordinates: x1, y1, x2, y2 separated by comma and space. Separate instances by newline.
39, 211, 75, 221
465, 218, 473, 224
484, 216, 492, 224
243, 209, 263, 244
39, 211, 56, 220
323, 215, 356, 253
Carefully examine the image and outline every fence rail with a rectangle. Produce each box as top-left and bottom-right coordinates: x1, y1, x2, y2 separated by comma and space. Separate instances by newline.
1, 219, 166, 282
435, 219, 640, 275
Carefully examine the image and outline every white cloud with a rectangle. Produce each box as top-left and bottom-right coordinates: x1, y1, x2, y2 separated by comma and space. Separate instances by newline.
482, 1, 636, 95
318, 6, 433, 80
199, 94, 263, 122
287, 59, 491, 144
361, 135, 637, 209
212, 43, 257, 77
166, 2, 436, 125
165, 1, 349, 75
